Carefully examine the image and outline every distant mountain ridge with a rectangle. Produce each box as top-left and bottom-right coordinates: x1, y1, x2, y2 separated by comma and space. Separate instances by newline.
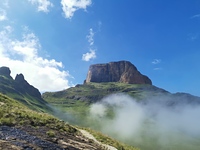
42, 61, 200, 125
0, 66, 50, 112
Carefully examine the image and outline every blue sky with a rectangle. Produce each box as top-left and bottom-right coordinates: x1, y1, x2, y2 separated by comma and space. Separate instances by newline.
0, 0, 200, 96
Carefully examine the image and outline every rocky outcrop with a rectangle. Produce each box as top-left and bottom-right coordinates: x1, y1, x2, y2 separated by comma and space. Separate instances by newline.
85, 61, 152, 85
14, 74, 42, 100
0, 66, 47, 111
0, 66, 42, 100
0, 66, 12, 79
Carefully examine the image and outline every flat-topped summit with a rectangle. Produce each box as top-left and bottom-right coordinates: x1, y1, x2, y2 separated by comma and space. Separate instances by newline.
85, 61, 152, 85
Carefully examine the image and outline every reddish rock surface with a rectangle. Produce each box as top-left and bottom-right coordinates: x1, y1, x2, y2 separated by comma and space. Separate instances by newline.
85, 61, 152, 85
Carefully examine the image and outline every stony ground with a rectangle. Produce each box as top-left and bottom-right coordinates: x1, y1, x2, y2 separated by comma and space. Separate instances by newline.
79, 129, 117, 150
0, 125, 105, 150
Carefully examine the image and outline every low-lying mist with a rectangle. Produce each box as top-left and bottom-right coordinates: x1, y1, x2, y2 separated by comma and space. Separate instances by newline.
89, 93, 200, 150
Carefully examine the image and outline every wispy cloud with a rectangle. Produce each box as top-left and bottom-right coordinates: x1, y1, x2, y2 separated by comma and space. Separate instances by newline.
188, 33, 199, 41
152, 59, 162, 71
98, 21, 102, 31
152, 59, 161, 64
86, 28, 94, 46
3, 0, 9, 8
28, 0, 53, 13
82, 28, 97, 61
191, 14, 200, 19
0, 26, 72, 92
0, 9, 7, 21
153, 67, 162, 71
82, 49, 96, 61
61, 0, 92, 19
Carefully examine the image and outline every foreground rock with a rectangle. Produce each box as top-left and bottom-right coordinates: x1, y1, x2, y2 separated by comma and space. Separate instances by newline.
0, 125, 104, 150
85, 61, 152, 85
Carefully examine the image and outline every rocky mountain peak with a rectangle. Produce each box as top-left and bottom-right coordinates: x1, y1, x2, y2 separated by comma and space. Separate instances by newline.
15, 73, 25, 82
0, 66, 12, 79
14, 73, 42, 100
85, 60, 152, 85
0, 66, 43, 103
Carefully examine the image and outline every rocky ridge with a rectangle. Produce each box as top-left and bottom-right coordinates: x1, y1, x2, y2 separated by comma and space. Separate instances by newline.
85, 61, 152, 85
0, 66, 48, 112
0, 66, 42, 101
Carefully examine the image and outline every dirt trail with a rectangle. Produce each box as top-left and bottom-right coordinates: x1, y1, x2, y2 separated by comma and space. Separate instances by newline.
79, 129, 117, 150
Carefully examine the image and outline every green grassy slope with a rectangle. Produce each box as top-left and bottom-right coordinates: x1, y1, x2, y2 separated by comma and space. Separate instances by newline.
0, 75, 51, 112
42, 82, 200, 150
0, 93, 139, 150
42, 82, 169, 118
0, 93, 77, 132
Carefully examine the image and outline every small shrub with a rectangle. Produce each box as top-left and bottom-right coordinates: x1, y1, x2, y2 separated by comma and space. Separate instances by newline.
46, 130, 55, 137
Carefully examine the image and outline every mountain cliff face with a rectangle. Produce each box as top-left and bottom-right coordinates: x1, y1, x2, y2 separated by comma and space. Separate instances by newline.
85, 61, 152, 85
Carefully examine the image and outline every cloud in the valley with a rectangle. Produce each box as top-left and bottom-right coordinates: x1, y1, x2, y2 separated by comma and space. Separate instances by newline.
0, 26, 71, 92
89, 93, 200, 150
28, 0, 53, 13
0, 9, 7, 21
61, 0, 92, 19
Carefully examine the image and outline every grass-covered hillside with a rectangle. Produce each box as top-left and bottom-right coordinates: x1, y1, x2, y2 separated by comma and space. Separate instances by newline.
43, 82, 200, 150
0, 93, 139, 150
43, 82, 200, 115
0, 72, 51, 113
0, 93, 71, 128
42, 82, 168, 114
43, 82, 169, 103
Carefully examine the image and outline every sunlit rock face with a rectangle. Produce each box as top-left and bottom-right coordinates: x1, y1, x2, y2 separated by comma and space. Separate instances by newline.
85, 61, 152, 85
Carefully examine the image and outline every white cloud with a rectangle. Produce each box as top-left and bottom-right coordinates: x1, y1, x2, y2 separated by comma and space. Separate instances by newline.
61, 0, 92, 19
0, 9, 7, 21
86, 28, 94, 46
28, 0, 53, 13
152, 59, 161, 64
82, 49, 96, 61
0, 26, 72, 92
82, 28, 97, 61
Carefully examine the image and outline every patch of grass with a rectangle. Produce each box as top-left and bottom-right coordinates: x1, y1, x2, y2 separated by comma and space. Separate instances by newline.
46, 130, 55, 137
81, 127, 140, 150
0, 93, 138, 149
0, 93, 77, 134
0, 74, 52, 113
